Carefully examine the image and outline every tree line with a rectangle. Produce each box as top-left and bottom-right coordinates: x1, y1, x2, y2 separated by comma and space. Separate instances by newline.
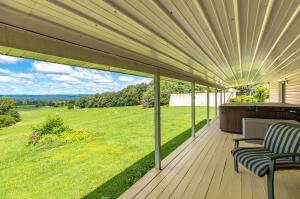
75, 80, 207, 108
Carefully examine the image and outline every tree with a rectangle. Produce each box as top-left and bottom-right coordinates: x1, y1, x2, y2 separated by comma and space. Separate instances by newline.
141, 80, 206, 108
230, 84, 269, 103
0, 97, 16, 114
75, 80, 208, 109
253, 84, 269, 102
75, 83, 149, 108
75, 96, 90, 108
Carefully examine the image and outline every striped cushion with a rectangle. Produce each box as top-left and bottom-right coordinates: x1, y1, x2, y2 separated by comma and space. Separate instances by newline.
232, 147, 272, 176
263, 123, 300, 154
231, 147, 294, 177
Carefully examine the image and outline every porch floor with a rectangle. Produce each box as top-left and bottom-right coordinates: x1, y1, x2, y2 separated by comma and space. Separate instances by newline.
119, 119, 300, 199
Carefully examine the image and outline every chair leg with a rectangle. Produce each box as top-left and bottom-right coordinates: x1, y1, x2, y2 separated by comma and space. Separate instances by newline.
267, 161, 275, 199
234, 158, 239, 173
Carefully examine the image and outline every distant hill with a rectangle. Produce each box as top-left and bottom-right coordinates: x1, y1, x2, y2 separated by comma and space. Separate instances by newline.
0, 94, 89, 101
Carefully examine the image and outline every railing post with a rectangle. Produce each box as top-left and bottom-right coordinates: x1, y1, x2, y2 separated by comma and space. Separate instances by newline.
206, 86, 210, 125
154, 74, 161, 170
191, 82, 195, 138
215, 88, 218, 117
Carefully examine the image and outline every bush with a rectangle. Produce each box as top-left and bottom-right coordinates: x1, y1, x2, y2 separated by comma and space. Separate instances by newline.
253, 84, 269, 102
233, 84, 269, 103
39, 134, 59, 144
67, 104, 74, 110
28, 133, 40, 145
29, 115, 92, 145
0, 97, 16, 114
229, 95, 257, 103
33, 115, 67, 136
0, 115, 16, 128
6, 110, 21, 122
61, 129, 92, 143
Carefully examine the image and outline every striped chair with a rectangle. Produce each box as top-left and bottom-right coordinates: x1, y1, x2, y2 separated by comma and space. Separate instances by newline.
231, 122, 300, 199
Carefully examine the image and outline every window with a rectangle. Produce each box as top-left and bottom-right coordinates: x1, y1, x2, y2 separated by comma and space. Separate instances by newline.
279, 81, 286, 103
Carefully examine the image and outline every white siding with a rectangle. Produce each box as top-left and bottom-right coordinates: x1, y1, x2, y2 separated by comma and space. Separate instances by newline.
286, 73, 300, 104
269, 82, 279, 102
269, 71, 300, 105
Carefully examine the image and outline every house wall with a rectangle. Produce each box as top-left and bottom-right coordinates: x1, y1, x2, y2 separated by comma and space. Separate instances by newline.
269, 82, 279, 102
269, 71, 300, 105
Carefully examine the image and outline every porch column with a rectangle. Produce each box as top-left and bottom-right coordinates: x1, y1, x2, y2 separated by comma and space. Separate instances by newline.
191, 82, 196, 138
215, 88, 218, 117
206, 86, 210, 124
154, 74, 161, 170
223, 89, 226, 103
220, 89, 223, 105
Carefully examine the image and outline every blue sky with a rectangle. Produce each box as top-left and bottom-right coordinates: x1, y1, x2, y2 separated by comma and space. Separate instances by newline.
0, 55, 151, 95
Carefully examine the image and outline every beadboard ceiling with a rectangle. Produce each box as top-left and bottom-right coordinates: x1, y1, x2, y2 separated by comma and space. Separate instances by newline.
0, 0, 299, 88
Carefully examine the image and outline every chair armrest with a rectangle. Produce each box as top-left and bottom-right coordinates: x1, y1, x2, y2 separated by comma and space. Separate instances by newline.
233, 138, 264, 142
266, 153, 300, 160
233, 138, 264, 148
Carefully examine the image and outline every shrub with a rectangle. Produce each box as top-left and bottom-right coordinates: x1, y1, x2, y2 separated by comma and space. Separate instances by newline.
0, 97, 16, 114
67, 104, 74, 110
229, 95, 257, 103
28, 133, 40, 145
33, 115, 67, 136
29, 115, 92, 145
253, 84, 269, 102
0, 115, 16, 128
60, 129, 92, 143
39, 134, 59, 144
6, 110, 21, 122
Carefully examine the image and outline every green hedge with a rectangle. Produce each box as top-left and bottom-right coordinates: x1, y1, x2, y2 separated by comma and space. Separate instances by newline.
229, 95, 257, 103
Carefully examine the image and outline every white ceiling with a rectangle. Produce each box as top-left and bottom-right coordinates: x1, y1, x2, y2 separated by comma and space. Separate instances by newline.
0, 0, 299, 88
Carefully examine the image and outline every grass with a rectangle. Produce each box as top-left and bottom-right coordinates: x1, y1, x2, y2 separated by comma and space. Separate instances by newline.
0, 105, 215, 199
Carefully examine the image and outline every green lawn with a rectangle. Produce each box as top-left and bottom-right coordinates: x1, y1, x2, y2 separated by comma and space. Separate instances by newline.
0, 105, 215, 199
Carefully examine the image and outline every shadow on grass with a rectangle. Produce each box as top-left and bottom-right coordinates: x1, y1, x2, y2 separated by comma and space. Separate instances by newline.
82, 119, 207, 199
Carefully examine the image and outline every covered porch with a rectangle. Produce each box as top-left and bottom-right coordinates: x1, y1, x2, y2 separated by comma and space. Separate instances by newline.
0, 1, 299, 198
120, 119, 300, 199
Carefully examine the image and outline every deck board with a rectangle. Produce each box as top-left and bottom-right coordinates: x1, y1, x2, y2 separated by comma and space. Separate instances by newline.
119, 119, 300, 199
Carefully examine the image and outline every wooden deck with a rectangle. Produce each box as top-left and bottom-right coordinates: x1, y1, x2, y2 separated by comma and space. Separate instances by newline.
119, 119, 300, 199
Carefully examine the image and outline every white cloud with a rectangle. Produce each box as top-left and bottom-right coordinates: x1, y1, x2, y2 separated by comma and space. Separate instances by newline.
0, 59, 148, 94
0, 55, 21, 64
134, 78, 152, 84
48, 74, 79, 83
32, 61, 73, 74
0, 67, 34, 79
0, 68, 12, 74
0, 76, 19, 82
71, 67, 113, 83
118, 76, 133, 82
11, 73, 35, 79
31, 62, 113, 83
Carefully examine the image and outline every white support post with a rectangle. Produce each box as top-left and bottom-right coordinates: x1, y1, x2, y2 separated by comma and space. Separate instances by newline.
154, 74, 161, 170
223, 89, 226, 103
220, 90, 223, 105
206, 86, 210, 125
215, 88, 218, 117
191, 82, 196, 138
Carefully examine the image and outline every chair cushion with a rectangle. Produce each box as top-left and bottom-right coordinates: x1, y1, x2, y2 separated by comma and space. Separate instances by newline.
231, 147, 299, 177
263, 123, 300, 154
231, 147, 295, 177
